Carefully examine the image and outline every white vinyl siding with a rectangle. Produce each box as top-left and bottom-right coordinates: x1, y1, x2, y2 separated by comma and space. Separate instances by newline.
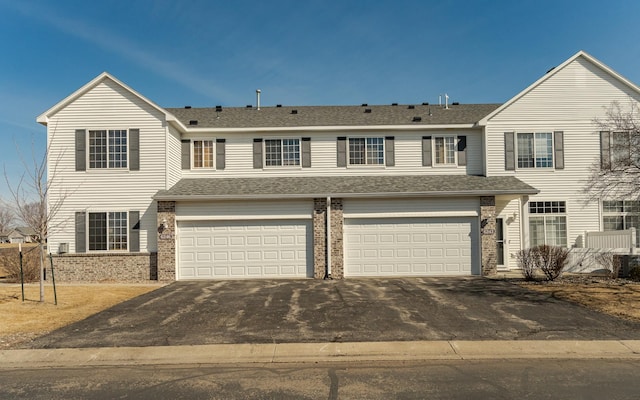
485, 55, 640, 254
181, 130, 483, 178
46, 79, 167, 254
176, 200, 313, 221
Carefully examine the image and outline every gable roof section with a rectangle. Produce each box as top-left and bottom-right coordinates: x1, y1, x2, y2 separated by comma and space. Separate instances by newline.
166, 103, 500, 129
154, 175, 538, 201
36, 72, 178, 126
479, 50, 640, 125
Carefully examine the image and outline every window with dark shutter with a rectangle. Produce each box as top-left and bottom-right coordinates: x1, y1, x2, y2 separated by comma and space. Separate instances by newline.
253, 138, 263, 169
422, 136, 432, 166
216, 139, 226, 170
385, 136, 395, 167
504, 132, 515, 171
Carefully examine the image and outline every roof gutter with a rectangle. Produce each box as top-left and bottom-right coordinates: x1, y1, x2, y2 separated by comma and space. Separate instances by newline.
153, 188, 540, 202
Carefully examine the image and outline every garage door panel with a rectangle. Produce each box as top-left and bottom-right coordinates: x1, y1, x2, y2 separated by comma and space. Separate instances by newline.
345, 217, 478, 277
178, 219, 312, 280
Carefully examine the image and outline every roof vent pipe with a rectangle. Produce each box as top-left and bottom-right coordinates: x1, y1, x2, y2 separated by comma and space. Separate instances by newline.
256, 89, 261, 110
445, 94, 449, 109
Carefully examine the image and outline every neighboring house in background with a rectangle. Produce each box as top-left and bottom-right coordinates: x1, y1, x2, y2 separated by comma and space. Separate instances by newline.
0, 232, 9, 243
37, 50, 640, 282
6, 227, 38, 244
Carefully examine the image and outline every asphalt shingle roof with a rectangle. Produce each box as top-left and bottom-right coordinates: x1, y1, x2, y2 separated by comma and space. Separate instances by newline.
154, 175, 538, 200
165, 103, 501, 129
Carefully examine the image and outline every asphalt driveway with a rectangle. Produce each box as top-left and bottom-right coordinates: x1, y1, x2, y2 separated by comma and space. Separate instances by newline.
26, 277, 640, 349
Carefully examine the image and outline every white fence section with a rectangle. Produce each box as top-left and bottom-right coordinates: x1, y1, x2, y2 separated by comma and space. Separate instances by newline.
584, 228, 636, 249
566, 228, 637, 273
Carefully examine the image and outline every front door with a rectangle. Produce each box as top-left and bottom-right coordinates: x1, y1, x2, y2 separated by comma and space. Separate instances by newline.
496, 218, 505, 266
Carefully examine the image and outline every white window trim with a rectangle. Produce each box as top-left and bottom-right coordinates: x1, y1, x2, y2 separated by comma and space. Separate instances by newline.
526, 200, 568, 247
347, 136, 385, 167
191, 138, 216, 170
515, 131, 555, 170
87, 128, 130, 171
432, 135, 458, 167
263, 137, 302, 169
86, 210, 129, 252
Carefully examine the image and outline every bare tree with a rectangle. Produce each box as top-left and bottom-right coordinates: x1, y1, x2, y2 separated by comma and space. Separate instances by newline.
584, 100, 640, 202
4, 135, 69, 302
0, 205, 15, 234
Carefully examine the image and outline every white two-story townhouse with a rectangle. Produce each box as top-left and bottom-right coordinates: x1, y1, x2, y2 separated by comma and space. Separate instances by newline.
37, 50, 638, 282
482, 51, 640, 271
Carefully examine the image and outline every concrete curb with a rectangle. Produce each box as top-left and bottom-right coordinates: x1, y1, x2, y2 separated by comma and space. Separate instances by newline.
1, 340, 639, 369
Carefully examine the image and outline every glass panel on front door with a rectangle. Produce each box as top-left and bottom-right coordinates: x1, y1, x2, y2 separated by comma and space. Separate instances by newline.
496, 218, 505, 266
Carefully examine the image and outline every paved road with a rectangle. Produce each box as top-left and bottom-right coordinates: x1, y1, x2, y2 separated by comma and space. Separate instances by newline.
25, 277, 640, 349
2, 359, 640, 399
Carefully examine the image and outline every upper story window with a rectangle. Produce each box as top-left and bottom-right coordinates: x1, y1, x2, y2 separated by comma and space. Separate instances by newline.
349, 137, 384, 165
265, 139, 300, 167
529, 201, 567, 247
504, 131, 563, 171
517, 132, 552, 168
193, 140, 214, 168
89, 130, 127, 169
434, 136, 456, 165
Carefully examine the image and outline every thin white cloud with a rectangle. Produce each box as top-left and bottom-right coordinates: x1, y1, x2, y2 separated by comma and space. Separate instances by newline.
2, 1, 241, 103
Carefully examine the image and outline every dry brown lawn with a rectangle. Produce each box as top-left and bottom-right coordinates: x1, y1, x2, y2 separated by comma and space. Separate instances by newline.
0, 283, 161, 349
520, 277, 640, 322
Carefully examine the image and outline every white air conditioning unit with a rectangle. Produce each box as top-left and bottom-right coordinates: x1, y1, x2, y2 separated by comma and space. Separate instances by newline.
58, 243, 69, 254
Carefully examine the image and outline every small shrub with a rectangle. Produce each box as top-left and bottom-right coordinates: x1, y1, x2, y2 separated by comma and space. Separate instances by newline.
0, 246, 41, 283
516, 247, 538, 281
536, 245, 570, 281
516, 245, 569, 281
629, 266, 640, 282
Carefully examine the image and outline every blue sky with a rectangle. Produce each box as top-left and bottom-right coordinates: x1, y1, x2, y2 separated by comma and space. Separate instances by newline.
1, 0, 639, 200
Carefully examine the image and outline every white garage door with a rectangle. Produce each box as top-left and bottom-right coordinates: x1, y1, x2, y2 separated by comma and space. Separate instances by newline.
344, 217, 478, 277
178, 220, 312, 280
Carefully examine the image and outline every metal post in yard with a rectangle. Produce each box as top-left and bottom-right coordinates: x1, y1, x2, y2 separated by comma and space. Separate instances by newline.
19, 243, 24, 302
49, 253, 57, 306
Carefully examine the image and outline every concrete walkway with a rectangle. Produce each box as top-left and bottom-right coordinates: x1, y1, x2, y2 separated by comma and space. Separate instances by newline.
2, 340, 640, 369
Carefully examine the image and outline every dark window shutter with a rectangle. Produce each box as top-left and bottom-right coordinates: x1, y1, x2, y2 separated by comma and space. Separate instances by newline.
554, 131, 564, 170
422, 136, 432, 166
216, 139, 226, 170
75, 211, 86, 253
600, 131, 611, 169
253, 138, 263, 169
457, 135, 467, 166
129, 128, 140, 171
337, 137, 347, 167
181, 140, 190, 170
129, 211, 140, 252
385, 136, 395, 167
75, 129, 86, 171
301, 137, 311, 168
504, 132, 515, 171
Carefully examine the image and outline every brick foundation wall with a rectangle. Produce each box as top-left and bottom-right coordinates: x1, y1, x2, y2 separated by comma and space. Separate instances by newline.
480, 196, 497, 276
49, 252, 157, 283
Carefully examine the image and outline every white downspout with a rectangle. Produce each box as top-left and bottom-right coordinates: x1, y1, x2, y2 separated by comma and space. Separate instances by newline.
326, 196, 332, 278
